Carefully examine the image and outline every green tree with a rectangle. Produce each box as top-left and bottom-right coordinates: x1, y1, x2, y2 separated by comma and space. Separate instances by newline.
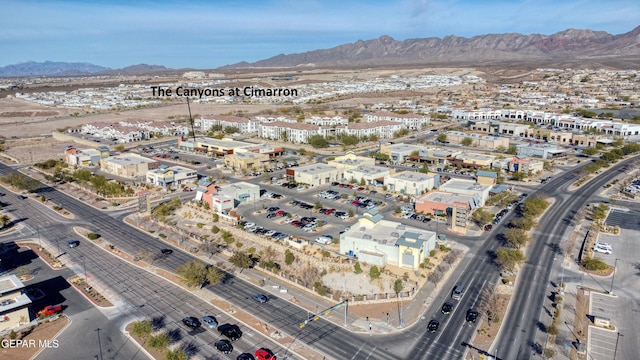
284, 249, 295, 266
461, 137, 473, 146
221, 230, 234, 244
314, 200, 323, 209
229, 251, 254, 269
507, 146, 518, 155
164, 348, 188, 360
393, 128, 409, 138
582, 147, 598, 156
147, 333, 170, 350
0, 214, 11, 229
471, 208, 494, 226
591, 203, 609, 220
130, 319, 153, 339
437, 133, 448, 143
308, 135, 329, 148
354, 262, 363, 274
522, 198, 549, 217
348, 209, 354, 217
504, 228, 530, 249
115, 144, 125, 152
369, 265, 381, 279
393, 279, 403, 294
176, 260, 223, 288
510, 216, 537, 231
511, 171, 527, 181
495, 247, 526, 272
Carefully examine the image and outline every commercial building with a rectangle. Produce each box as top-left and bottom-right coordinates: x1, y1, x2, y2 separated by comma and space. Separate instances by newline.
339, 210, 437, 270
217, 182, 260, 205
508, 156, 544, 174
146, 165, 198, 190
101, 154, 158, 178
476, 170, 497, 185
63, 145, 105, 167
286, 164, 341, 187
385, 171, 439, 196
450, 153, 495, 169
0, 275, 32, 332
438, 178, 492, 206
516, 143, 567, 159
343, 165, 392, 186
443, 131, 510, 149
415, 190, 478, 217
327, 152, 376, 170
223, 152, 270, 170
380, 143, 427, 164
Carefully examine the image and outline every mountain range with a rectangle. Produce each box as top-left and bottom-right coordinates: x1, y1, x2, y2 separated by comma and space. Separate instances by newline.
225, 26, 640, 68
0, 61, 169, 77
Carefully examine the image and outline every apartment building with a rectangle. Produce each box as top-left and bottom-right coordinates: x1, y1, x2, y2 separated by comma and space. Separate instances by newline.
259, 121, 320, 143
198, 115, 260, 134
363, 111, 430, 130
339, 209, 437, 270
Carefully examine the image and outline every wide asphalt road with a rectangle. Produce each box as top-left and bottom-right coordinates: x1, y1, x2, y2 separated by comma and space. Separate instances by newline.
494, 157, 637, 360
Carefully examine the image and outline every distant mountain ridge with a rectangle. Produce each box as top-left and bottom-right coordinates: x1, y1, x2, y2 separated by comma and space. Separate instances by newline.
223, 26, 640, 68
0, 61, 170, 77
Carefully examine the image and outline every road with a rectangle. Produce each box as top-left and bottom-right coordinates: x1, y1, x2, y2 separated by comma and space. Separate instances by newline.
494, 157, 637, 360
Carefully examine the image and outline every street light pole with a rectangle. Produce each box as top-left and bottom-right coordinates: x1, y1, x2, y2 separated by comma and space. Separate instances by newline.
613, 332, 623, 360
609, 258, 619, 294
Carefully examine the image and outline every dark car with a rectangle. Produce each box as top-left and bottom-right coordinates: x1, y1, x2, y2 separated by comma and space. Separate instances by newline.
218, 323, 242, 341
215, 339, 233, 354
161, 249, 173, 255
252, 294, 268, 303
237, 354, 256, 360
182, 316, 201, 329
67, 239, 79, 248
441, 302, 453, 315
266, 213, 277, 219
484, 224, 493, 231
427, 319, 439, 333
267, 207, 279, 212
466, 309, 479, 323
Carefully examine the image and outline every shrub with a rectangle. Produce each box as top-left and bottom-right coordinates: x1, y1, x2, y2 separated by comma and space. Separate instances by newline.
211, 225, 220, 234
369, 265, 381, 279
284, 249, 295, 265
87, 233, 100, 240
148, 332, 170, 350
581, 257, 609, 271
429, 249, 437, 257
158, 233, 166, 239
196, 222, 204, 229
353, 262, 363, 274
547, 323, 559, 335
501, 278, 510, 284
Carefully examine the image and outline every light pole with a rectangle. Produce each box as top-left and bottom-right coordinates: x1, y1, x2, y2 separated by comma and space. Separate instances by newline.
609, 258, 620, 294
613, 332, 623, 360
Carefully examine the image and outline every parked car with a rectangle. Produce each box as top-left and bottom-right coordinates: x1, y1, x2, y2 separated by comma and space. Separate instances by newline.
237, 353, 256, 360
202, 315, 218, 328
593, 245, 612, 254
427, 319, 439, 333
266, 213, 277, 219
38, 305, 63, 317
215, 339, 233, 354
315, 236, 332, 245
255, 348, 277, 360
182, 316, 201, 329
218, 324, 242, 341
267, 207, 279, 213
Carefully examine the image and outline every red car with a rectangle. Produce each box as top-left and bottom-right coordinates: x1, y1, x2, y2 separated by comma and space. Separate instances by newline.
357, 187, 365, 191
325, 208, 336, 215
275, 210, 285, 216
255, 348, 276, 360
38, 305, 62, 317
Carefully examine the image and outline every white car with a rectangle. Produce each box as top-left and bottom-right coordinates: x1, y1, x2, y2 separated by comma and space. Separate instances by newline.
243, 222, 256, 229
284, 218, 295, 224
595, 242, 612, 250
593, 245, 612, 254
314, 236, 332, 245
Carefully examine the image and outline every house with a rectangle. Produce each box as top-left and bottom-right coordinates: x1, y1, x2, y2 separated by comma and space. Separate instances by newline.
385, 171, 439, 196
146, 165, 197, 190
438, 178, 492, 206
0, 275, 32, 332
286, 164, 341, 187
339, 209, 436, 270
101, 154, 158, 178
224, 152, 270, 170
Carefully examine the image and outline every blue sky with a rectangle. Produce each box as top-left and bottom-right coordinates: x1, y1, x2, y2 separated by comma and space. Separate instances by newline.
2, 0, 639, 69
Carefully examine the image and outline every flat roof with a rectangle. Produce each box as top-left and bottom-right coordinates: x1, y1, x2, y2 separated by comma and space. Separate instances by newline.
351, 165, 389, 175
440, 178, 491, 192
0, 275, 25, 295
418, 190, 476, 204
296, 163, 338, 175
384, 143, 425, 153
390, 171, 436, 182
227, 152, 268, 159
106, 154, 155, 166
193, 137, 251, 148
344, 217, 435, 248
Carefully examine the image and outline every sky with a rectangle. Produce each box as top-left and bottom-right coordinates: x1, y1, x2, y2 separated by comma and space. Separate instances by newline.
2, 0, 639, 69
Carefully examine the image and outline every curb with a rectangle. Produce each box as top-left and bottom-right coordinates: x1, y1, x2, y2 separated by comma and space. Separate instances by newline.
18, 243, 67, 271
29, 314, 72, 360
67, 276, 115, 309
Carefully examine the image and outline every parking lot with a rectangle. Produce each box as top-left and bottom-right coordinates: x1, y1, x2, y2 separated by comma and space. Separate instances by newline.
587, 292, 620, 360
605, 208, 640, 231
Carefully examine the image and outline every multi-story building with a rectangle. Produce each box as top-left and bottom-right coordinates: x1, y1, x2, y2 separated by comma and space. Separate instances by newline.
306, 116, 348, 126
363, 111, 430, 130
146, 165, 197, 190
415, 190, 479, 217
385, 171, 439, 196
63, 145, 105, 167
217, 182, 260, 205
516, 143, 567, 159
380, 143, 427, 164
198, 115, 259, 134
450, 153, 495, 169
339, 209, 437, 270
259, 121, 320, 143
345, 121, 403, 139
101, 154, 158, 178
